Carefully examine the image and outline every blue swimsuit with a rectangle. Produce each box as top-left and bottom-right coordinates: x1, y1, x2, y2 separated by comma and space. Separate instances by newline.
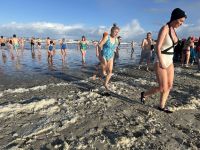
49, 45, 54, 51
101, 36, 117, 61
61, 43, 67, 49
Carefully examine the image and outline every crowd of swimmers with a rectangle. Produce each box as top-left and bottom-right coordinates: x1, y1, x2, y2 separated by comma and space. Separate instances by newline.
0, 35, 68, 64
0, 24, 121, 90
0, 8, 199, 113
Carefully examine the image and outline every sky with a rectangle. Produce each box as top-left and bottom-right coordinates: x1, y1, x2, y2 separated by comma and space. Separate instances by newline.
0, 0, 200, 42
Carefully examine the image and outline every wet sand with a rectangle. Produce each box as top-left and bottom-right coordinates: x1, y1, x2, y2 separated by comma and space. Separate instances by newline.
0, 63, 200, 149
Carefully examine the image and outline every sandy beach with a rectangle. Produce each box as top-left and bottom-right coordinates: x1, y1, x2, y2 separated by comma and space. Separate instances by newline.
1, 0, 200, 149
0, 61, 200, 149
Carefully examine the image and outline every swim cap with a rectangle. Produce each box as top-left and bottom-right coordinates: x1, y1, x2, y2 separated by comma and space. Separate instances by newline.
170, 8, 187, 22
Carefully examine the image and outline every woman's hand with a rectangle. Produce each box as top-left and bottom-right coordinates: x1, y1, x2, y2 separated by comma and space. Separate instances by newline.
159, 61, 166, 69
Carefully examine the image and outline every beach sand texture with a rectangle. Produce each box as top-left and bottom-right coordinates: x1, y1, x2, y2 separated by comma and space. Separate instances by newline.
0, 63, 200, 149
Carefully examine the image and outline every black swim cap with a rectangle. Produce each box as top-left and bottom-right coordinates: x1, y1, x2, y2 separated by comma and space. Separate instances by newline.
170, 8, 187, 22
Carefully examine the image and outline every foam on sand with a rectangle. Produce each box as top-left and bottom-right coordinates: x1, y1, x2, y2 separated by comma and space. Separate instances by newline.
193, 72, 200, 77
117, 137, 136, 148
2, 96, 79, 149
0, 98, 58, 118
170, 97, 200, 111
0, 79, 97, 98
134, 78, 157, 86
0, 82, 71, 98
0, 85, 47, 98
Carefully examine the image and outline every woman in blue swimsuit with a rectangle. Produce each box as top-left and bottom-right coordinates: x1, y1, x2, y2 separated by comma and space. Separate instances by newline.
99, 24, 120, 90
48, 40, 54, 63
60, 38, 67, 62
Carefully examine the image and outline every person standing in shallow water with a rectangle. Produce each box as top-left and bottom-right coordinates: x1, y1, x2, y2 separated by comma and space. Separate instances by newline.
99, 24, 119, 90
46, 37, 50, 52
131, 40, 135, 58
60, 38, 67, 62
138, 32, 153, 71
12, 34, 19, 56
37, 38, 42, 56
78, 36, 89, 64
30, 37, 35, 51
19, 37, 25, 51
140, 8, 187, 113
0, 36, 6, 57
7, 38, 14, 59
48, 40, 54, 64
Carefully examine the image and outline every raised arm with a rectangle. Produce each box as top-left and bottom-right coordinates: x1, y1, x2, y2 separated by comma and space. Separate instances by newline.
99, 35, 108, 50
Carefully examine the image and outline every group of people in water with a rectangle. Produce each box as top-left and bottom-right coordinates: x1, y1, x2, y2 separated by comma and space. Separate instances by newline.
0, 35, 25, 59
0, 8, 199, 113
0, 35, 68, 63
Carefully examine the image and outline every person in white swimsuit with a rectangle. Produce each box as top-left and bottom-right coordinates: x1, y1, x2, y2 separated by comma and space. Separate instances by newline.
140, 8, 187, 113
154, 30, 175, 68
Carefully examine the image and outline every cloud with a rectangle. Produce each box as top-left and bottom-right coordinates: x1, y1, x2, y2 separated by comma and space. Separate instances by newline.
0, 22, 85, 40
0, 21, 145, 41
120, 20, 146, 40
1, 19, 198, 41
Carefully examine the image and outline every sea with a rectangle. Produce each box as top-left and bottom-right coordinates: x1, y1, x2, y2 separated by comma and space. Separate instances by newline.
0, 42, 141, 90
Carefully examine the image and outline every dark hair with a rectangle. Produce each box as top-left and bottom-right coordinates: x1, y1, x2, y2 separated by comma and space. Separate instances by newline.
50, 40, 53, 44
13, 34, 16, 38
147, 32, 152, 39
170, 8, 187, 22
111, 23, 120, 33
187, 36, 191, 41
1, 36, 3, 38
